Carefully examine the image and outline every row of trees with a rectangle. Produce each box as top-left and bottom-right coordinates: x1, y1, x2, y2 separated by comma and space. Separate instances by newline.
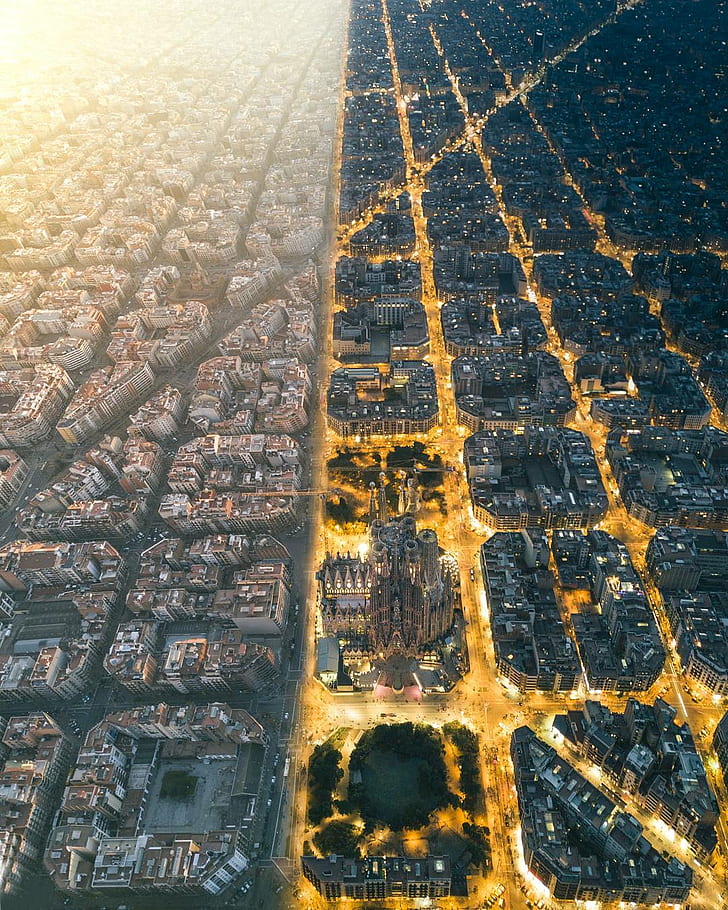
443, 722, 491, 873
307, 741, 344, 826
462, 822, 491, 874
443, 721, 483, 815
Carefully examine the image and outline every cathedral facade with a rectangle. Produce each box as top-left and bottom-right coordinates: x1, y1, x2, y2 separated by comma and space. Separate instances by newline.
318, 474, 454, 656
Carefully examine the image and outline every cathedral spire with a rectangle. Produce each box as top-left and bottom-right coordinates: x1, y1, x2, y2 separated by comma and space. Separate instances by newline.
378, 471, 389, 522
398, 471, 407, 515
368, 481, 378, 524
405, 472, 420, 515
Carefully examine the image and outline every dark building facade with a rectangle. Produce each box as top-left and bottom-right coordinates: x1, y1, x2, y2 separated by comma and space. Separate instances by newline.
302, 854, 451, 901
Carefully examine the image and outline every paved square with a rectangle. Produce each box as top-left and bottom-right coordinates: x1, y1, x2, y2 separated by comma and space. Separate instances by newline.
143, 757, 238, 833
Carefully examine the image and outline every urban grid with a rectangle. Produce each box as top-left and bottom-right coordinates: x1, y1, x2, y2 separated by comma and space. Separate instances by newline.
0, 0, 726, 909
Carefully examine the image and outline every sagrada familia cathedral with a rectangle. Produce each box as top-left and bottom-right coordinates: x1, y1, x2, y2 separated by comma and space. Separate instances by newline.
317, 473, 455, 658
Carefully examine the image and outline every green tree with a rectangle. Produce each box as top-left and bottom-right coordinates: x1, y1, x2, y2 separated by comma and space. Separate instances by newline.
308, 742, 344, 825
443, 722, 483, 815
462, 822, 491, 873
347, 723, 456, 830
314, 820, 362, 858
325, 495, 356, 525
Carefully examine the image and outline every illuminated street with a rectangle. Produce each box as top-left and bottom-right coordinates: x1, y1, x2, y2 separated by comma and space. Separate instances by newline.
0, 0, 726, 909
292, 0, 728, 908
